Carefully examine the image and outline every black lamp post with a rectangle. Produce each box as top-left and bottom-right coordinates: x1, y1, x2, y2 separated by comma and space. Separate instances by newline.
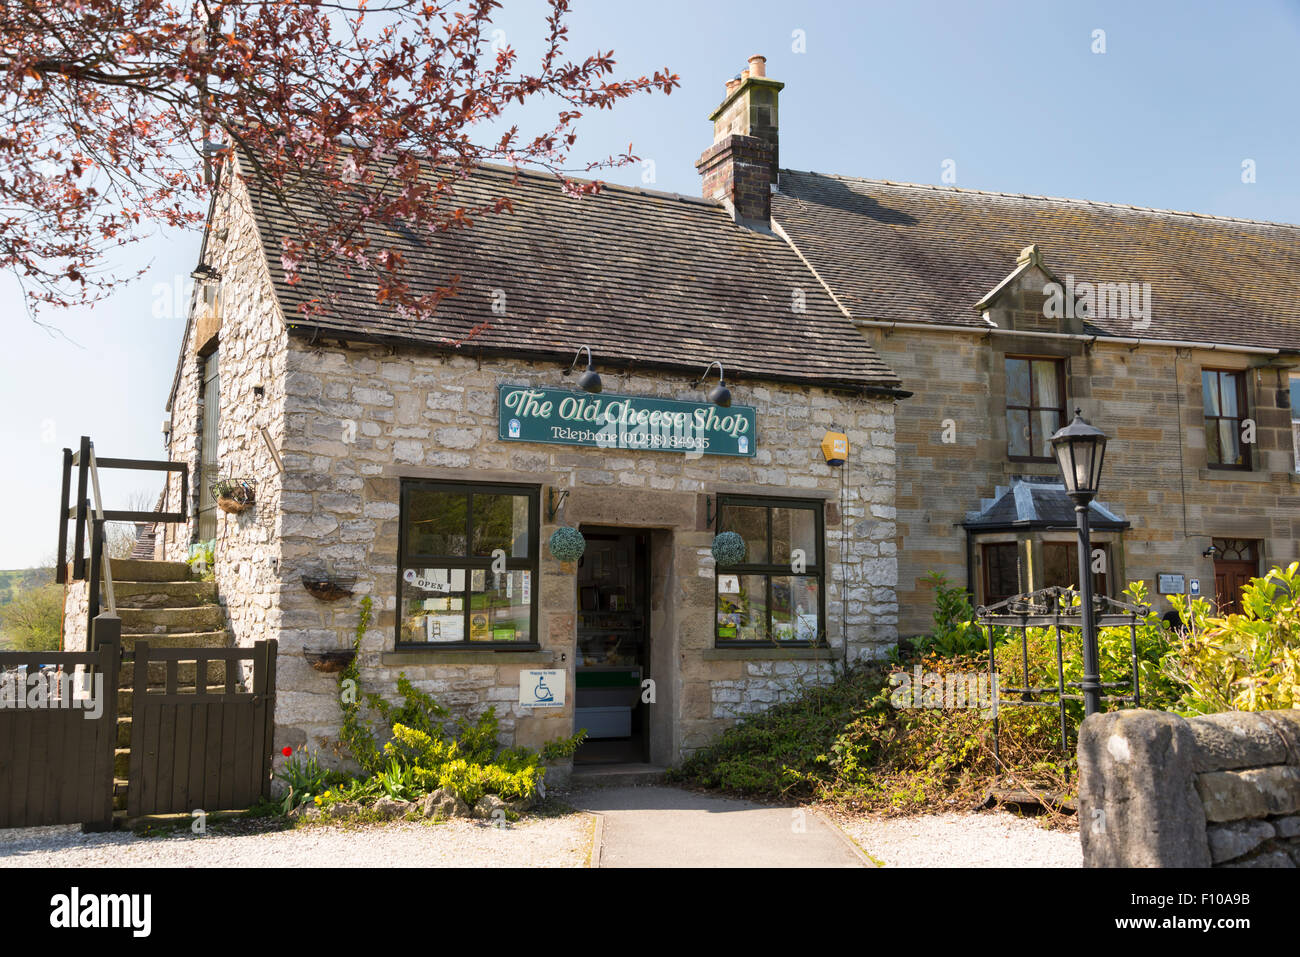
1049, 408, 1109, 717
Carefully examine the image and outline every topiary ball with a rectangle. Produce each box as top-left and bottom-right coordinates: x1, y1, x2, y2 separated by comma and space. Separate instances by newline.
548, 526, 587, 562
711, 531, 747, 566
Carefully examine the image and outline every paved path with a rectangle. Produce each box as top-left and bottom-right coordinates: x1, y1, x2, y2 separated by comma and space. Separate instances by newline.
571, 785, 869, 868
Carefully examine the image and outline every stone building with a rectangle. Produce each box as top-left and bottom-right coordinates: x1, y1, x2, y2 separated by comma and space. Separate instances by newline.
151, 65, 905, 772
773, 173, 1300, 635
727, 70, 1300, 635
136, 50, 1300, 775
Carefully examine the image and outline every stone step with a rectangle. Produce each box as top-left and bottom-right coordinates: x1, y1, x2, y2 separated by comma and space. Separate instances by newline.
119, 630, 231, 653
109, 559, 193, 583
114, 748, 130, 779
113, 580, 218, 609
119, 605, 224, 634
570, 763, 668, 788
117, 716, 132, 749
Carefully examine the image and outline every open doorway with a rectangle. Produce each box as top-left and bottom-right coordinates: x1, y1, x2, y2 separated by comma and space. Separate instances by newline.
573, 528, 649, 765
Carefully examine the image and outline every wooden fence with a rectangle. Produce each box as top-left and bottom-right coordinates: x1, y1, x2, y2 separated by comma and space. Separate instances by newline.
0, 617, 120, 831
127, 640, 277, 817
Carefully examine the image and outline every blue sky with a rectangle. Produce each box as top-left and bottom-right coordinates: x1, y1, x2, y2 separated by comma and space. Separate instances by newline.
3, 0, 1298, 567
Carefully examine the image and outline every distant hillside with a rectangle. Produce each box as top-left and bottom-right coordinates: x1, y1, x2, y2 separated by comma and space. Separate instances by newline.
0, 567, 53, 606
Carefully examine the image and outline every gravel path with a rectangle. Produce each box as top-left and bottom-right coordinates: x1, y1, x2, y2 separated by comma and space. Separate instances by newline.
0, 814, 594, 868
832, 810, 1081, 868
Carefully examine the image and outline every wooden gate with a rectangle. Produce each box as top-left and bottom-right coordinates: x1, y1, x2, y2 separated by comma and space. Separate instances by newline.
0, 627, 120, 831
127, 640, 277, 817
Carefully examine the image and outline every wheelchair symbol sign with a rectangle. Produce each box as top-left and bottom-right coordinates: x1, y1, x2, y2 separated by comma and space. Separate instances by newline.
519, 669, 565, 708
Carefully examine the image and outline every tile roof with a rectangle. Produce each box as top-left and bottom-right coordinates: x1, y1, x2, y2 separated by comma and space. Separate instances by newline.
773, 170, 1300, 351
239, 156, 902, 394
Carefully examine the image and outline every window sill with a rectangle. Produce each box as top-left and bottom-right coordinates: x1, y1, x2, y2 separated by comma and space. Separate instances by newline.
703, 646, 837, 661
1197, 468, 1269, 483
382, 648, 551, 666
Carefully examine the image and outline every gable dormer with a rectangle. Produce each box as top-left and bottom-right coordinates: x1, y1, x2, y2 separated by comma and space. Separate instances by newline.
975, 244, 1086, 336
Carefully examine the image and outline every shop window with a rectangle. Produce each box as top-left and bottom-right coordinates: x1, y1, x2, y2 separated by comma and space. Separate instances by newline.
981, 542, 1021, 606
1202, 369, 1250, 470
1041, 542, 1110, 598
1005, 357, 1066, 461
397, 480, 538, 649
715, 496, 824, 644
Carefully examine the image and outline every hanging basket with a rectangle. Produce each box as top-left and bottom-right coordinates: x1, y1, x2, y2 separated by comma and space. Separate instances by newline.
548, 526, 587, 562
712, 531, 747, 566
304, 648, 357, 674
211, 479, 255, 514
302, 575, 356, 602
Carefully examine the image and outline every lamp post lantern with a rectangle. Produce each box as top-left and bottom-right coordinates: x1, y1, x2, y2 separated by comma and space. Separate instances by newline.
1050, 408, 1109, 717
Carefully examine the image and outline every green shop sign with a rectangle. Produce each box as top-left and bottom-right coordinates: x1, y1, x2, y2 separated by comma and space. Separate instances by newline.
497, 385, 757, 457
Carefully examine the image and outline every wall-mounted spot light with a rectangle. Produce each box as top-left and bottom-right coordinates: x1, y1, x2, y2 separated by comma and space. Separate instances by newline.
1203, 544, 1219, 559
696, 360, 731, 407
563, 345, 602, 394
190, 263, 220, 282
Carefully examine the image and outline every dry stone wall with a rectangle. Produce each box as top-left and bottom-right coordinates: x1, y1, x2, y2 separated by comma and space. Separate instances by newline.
1079, 708, 1300, 867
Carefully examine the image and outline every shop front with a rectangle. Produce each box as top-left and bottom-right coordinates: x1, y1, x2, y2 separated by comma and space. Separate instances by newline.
262, 346, 901, 772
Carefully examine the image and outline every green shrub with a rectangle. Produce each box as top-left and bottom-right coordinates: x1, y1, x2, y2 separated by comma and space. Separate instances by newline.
332, 598, 586, 809
911, 572, 985, 657
1163, 563, 1300, 714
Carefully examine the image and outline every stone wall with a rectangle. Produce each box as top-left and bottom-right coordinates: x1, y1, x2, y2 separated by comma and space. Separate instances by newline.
61, 578, 90, 653
863, 271, 1300, 635
163, 165, 288, 686
1078, 709, 1300, 868
273, 337, 898, 764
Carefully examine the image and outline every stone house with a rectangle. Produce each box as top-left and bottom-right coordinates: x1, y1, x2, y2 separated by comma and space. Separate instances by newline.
151, 62, 906, 772
739, 71, 1300, 635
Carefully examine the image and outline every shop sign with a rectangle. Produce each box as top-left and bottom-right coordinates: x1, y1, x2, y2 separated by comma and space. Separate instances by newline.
520, 669, 566, 708
498, 385, 756, 457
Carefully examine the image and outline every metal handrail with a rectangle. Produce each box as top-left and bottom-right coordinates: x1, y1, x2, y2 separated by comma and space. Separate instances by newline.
86, 446, 117, 616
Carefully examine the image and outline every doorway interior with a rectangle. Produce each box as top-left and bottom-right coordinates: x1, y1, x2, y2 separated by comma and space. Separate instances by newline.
573, 528, 649, 765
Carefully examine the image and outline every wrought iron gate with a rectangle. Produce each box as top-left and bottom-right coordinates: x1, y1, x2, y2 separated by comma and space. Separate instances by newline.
976, 587, 1148, 755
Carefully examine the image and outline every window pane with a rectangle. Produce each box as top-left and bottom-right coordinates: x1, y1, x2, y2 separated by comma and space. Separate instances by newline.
1032, 360, 1060, 409
1290, 377, 1300, 420
406, 490, 468, 557
1035, 409, 1060, 458
771, 507, 817, 567
468, 569, 531, 642
1202, 370, 1219, 416
1006, 358, 1030, 408
1219, 420, 1242, 466
1041, 543, 1077, 590
770, 576, 820, 642
984, 543, 1019, 604
399, 567, 465, 643
1219, 373, 1240, 418
720, 505, 768, 564
1007, 410, 1031, 457
472, 492, 531, 557
717, 573, 767, 641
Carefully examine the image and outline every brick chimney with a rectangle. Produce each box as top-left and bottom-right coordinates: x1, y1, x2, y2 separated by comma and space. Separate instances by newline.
695, 55, 784, 228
